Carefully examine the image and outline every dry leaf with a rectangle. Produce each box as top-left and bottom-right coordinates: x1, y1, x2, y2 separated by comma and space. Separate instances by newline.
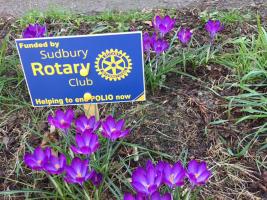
144, 21, 152, 26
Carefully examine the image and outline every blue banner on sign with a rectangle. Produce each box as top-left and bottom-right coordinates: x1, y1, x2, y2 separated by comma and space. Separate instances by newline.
15, 32, 145, 107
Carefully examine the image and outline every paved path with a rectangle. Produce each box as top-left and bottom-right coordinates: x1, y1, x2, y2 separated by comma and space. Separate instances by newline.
0, 0, 265, 17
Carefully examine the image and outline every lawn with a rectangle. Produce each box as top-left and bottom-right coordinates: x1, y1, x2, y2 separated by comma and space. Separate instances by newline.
0, 7, 267, 200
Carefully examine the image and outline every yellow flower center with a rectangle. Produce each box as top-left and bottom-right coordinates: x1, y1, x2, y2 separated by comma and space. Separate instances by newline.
76, 172, 82, 178
195, 173, 200, 178
144, 183, 150, 189
169, 174, 175, 184
111, 128, 116, 132
60, 119, 65, 125
37, 160, 42, 165
54, 164, 60, 169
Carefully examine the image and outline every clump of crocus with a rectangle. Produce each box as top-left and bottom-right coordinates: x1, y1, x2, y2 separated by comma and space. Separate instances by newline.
153, 15, 175, 36
101, 115, 130, 141
64, 157, 92, 185
163, 161, 186, 188
177, 28, 192, 45
205, 19, 223, 40
187, 160, 211, 186
75, 115, 100, 134
22, 23, 47, 38
125, 159, 211, 199
131, 160, 163, 195
24, 146, 51, 171
44, 153, 66, 175
70, 130, 100, 155
48, 109, 74, 133
152, 39, 169, 55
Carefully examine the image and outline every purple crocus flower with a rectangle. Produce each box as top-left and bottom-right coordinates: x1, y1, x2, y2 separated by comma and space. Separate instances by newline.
131, 160, 163, 195
75, 115, 100, 134
44, 153, 66, 175
153, 15, 175, 36
64, 157, 92, 185
151, 192, 172, 200
101, 115, 130, 141
177, 28, 192, 45
143, 32, 152, 52
205, 19, 223, 39
70, 131, 100, 155
24, 147, 51, 171
22, 23, 47, 38
152, 39, 169, 55
89, 170, 103, 187
143, 32, 156, 52
163, 161, 186, 188
187, 160, 211, 186
48, 109, 74, 132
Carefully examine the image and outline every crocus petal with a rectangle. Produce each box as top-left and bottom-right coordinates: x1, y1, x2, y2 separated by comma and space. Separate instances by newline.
102, 122, 111, 134
106, 115, 116, 128
132, 181, 148, 194
70, 145, 82, 154
151, 191, 161, 200
48, 115, 54, 125
116, 119, 125, 130
148, 185, 158, 195
65, 109, 74, 121
162, 193, 172, 200
197, 162, 207, 174
64, 176, 75, 184
124, 193, 135, 200
147, 167, 156, 185
34, 147, 45, 159
75, 134, 85, 147
187, 160, 198, 173
197, 170, 211, 183
120, 129, 130, 138
65, 166, 78, 178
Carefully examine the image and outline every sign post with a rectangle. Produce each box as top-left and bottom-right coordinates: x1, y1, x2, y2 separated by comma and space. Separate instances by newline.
83, 93, 99, 120
15, 32, 145, 116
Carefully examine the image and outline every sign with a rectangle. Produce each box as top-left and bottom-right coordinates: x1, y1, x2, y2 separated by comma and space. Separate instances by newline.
15, 32, 145, 107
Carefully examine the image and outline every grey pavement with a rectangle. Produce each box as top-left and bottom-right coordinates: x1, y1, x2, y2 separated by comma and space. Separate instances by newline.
0, 0, 265, 17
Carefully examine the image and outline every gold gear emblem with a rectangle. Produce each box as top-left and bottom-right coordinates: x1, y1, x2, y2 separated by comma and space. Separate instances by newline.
95, 49, 132, 81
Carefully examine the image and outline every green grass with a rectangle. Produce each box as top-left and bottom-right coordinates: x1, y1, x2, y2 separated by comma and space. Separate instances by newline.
215, 18, 267, 80
226, 83, 267, 157
211, 18, 267, 156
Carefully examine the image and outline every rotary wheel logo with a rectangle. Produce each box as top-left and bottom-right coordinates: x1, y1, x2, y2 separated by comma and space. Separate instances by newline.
95, 49, 132, 81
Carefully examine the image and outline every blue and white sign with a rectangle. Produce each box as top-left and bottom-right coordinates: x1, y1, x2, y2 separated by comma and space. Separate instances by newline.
15, 32, 145, 107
